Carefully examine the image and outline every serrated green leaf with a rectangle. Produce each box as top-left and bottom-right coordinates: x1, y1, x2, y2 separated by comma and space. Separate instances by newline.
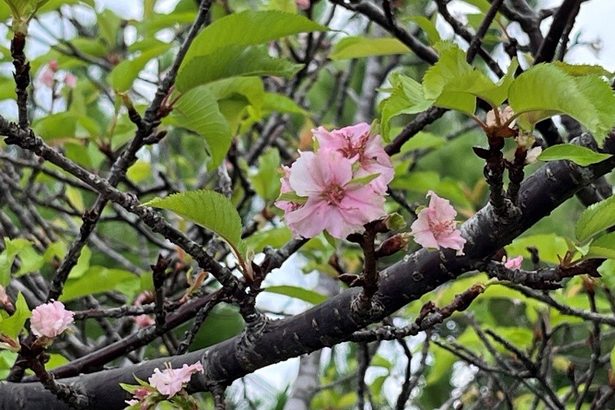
538, 144, 612, 166
262, 92, 308, 115
330, 36, 410, 60
410, 16, 441, 44
379, 73, 432, 139
0, 238, 44, 286
183, 10, 326, 63
146, 190, 247, 260
587, 232, 615, 260
505, 234, 569, 265
509, 64, 615, 141
244, 227, 292, 253
177, 45, 302, 93
61, 266, 138, 301
107, 43, 170, 92
553, 62, 613, 78
249, 148, 281, 201
277, 191, 308, 204
0, 293, 30, 340
399, 131, 445, 153
422, 42, 507, 114
576, 195, 615, 242
263, 285, 327, 305
169, 86, 231, 169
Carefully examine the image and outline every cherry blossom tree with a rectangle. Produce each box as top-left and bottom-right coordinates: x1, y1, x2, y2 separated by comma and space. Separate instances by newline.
1, 0, 615, 409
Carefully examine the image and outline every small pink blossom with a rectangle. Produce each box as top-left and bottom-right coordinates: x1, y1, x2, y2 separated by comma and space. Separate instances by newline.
64, 73, 77, 88
148, 362, 204, 397
39, 67, 56, 88
30, 301, 74, 338
134, 314, 155, 328
296, 0, 310, 10
281, 149, 387, 239
410, 191, 466, 255
48, 60, 59, 71
313, 123, 394, 194
504, 256, 523, 270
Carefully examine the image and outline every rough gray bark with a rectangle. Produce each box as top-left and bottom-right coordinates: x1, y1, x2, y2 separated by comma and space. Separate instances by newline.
0, 150, 612, 409
283, 274, 339, 410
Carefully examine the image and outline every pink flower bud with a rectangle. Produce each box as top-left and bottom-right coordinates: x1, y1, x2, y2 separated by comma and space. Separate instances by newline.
30, 301, 74, 338
48, 60, 59, 72
134, 314, 155, 328
504, 255, 523, 270
64, 73, 77, 88
296, 0, 310, 10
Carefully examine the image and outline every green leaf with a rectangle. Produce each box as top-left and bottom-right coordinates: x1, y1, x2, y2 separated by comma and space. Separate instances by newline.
176, 45, 302, 92
0, 238, 43, 286
145, 190, 247, 260
244, 227, 292, 253
576, 195, 615, 242
399, 131, 445, 153
509, 64, 615, 141
263, 285, 328, 305
249, 148, 281, 201
107, 43, 170, 92
33, 112, 77, 140
379, 73, 432, 139
183, 10, 326, 62
330, 36, 410, 60
553, 62, 613, 78
409, 16, 441, 44
505, 234, 569, 265
587, 232, 615, 259
262, 92, 308, 115
277, 191, 307, 204
169, 86, 232, 169
346, 173, 380, 187
0, 293, 30, 340
61, 267, 138, 301
538, 145, 612, 166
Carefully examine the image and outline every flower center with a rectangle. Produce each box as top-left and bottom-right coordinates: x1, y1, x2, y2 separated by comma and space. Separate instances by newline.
322, 184, 346, 205
429, 219, 455, 238
338, 132, 370, 162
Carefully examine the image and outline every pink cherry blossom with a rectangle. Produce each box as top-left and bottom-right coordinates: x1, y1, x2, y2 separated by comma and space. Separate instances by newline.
134, 314, 155, 328
39, 67, 56, 88
313, 123, 394, 194
64, 73, 77, 88
30, 301, 74, 338
410, 191, 466, 254
504, 256, 523, 270
296, 0, 310, 10
148, 362, 204, 397
281, 149, 387, 239
48, 60, 59, 71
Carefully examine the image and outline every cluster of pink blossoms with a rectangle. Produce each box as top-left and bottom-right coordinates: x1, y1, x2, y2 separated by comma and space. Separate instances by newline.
125, 362, 204, 408
30, 301, 74, 339
38, 60, 77, 89
277, 123, 468, 254
276, 123, 393, 239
